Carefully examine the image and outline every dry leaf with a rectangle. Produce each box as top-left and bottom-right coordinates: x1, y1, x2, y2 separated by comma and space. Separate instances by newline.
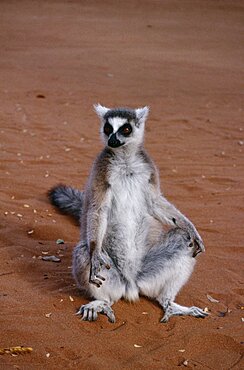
42, 255, 61, 263
207, 294, 219, 303
0, 346, 33, 355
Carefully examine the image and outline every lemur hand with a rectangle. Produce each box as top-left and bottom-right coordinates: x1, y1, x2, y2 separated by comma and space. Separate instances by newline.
186, 224, 205, 257
172, 217, 205, 256
89, 252, 110, 287
191, 236, 205, 257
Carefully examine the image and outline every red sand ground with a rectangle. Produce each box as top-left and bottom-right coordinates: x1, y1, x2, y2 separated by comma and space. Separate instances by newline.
0, 1, 243, 369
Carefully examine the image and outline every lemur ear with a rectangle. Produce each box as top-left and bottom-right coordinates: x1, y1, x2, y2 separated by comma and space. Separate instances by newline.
94, 104, 110, 118
135, 106, 149, 126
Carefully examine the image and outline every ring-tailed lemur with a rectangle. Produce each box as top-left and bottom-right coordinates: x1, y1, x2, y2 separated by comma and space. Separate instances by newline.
48, 104, 208, 323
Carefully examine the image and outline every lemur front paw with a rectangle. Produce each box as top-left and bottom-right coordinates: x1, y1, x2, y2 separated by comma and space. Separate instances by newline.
173, 218, 205, 256
186, 226, 205, 256
89, 252, 110, 287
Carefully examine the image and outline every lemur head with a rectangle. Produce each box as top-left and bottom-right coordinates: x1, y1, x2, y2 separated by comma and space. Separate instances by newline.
94, 104, 149, 149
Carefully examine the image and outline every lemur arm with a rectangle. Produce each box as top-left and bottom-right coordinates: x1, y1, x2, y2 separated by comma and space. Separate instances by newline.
87, 189, 112, 287
147, 176, 204, 252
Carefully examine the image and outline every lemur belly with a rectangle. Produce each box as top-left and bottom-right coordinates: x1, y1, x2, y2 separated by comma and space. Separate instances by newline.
105, 161, 160, 280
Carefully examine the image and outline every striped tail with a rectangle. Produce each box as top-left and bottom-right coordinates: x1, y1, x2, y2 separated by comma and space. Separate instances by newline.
48, 184, 83, 222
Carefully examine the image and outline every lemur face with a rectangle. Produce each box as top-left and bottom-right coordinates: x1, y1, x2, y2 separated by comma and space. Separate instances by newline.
103, 115, 134, 148
94, 104, 149, 149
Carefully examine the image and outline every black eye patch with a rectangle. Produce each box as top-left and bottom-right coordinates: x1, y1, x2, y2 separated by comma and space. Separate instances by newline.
103, 122, 113, 136
118, 123, 132, 137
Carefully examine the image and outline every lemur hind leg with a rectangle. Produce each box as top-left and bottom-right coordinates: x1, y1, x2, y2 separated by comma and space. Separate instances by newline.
73, 242, 125, 323
137, 228, 208, 322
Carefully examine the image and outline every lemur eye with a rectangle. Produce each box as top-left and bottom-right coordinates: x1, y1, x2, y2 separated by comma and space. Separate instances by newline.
123, 127, 130, 134
119, 123, 132, 137
103, 122, 113, 136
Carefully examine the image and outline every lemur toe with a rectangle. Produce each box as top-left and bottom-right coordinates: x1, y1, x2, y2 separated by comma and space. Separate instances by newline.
89, 276, 104, 287
190, 306, 209, 318
160, 315, 169, 323
82, 308, 97, 321
106, 310, 116, 323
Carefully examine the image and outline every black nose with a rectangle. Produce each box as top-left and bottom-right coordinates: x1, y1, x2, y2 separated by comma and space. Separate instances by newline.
108, 134, 123, 148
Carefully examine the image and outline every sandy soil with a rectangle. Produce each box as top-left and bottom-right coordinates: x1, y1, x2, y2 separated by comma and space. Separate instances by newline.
0, 1, 244, 369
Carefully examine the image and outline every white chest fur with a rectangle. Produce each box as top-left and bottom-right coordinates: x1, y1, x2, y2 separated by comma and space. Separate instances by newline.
105, 153, 152, 289
107, 153, 151, 242
109, 155, 149, 205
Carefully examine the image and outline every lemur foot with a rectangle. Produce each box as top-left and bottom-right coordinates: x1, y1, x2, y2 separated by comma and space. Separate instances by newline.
89, 252, 110, 287
160, 301, 208, 323
76, 300, 115, 323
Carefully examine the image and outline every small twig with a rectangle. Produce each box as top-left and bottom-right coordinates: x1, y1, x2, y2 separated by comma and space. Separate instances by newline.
228, 354, 244, 369
112, 321, 127, 331
191, 359, 215, 370
0, 271, 14, 277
